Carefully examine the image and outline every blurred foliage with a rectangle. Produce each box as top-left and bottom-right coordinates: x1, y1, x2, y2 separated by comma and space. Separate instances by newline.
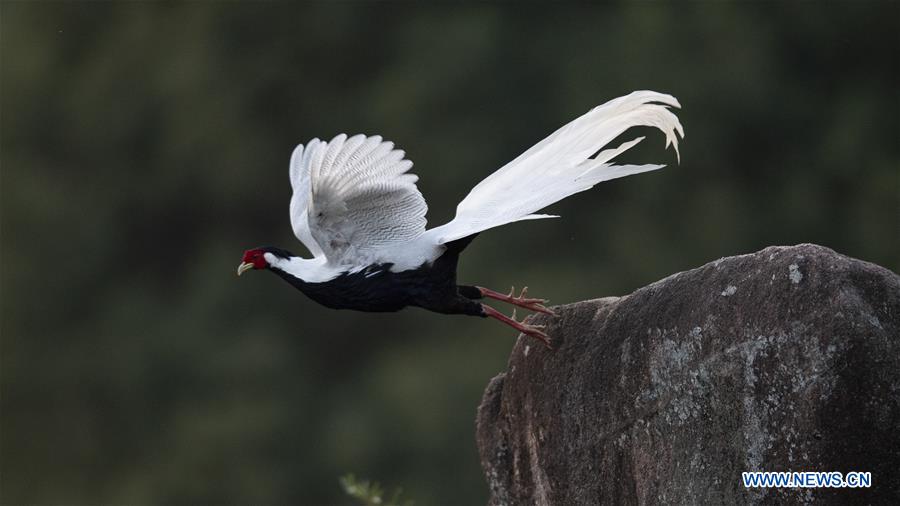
1, 2, 897, 505
340, 474, 413, 506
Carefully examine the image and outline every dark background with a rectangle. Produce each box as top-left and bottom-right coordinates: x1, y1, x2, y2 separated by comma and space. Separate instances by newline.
2, 2, 897, 505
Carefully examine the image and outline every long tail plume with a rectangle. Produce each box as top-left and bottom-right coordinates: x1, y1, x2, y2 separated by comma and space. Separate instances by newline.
429, 91, 683, 244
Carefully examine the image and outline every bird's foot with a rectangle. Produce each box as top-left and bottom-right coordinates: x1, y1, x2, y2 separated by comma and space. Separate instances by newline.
482, 304, 553, 349
477, 285, 557, 316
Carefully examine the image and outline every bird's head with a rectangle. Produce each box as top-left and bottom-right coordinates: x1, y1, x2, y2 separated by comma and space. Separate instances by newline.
237, 248, 269, 275
237, 247, 295, 276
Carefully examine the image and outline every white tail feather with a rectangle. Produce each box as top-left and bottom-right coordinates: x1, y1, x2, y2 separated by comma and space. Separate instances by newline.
427, 91, 683, 244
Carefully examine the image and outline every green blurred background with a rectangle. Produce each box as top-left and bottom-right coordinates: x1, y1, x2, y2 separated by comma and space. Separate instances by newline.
2, 2, 897, 505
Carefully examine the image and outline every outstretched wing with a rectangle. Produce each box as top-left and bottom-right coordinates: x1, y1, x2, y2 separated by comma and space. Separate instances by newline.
289, 134, 427, 266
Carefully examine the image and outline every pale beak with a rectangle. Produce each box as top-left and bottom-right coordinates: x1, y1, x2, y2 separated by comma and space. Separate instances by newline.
237, 262, 254, 276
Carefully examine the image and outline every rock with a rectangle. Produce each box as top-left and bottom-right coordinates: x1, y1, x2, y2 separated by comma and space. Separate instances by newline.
476, 244, 900, 505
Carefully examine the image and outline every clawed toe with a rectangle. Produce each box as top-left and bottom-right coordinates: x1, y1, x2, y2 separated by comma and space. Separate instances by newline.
509, 286, 548, 305
478, 285, 558, 317
528, 303, 557, 316
481, 304, 554, 349
522, 324, 553, 349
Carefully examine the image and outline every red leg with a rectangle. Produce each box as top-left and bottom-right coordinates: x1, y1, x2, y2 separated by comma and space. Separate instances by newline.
482, 304, 553, 349
477, 286, 556, 316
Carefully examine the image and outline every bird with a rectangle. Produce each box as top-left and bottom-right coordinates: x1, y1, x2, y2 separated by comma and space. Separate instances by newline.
238, 91, 683, 348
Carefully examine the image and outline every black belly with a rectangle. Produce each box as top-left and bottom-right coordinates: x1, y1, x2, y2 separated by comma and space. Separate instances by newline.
273, 235, 482, 315
298, 265, 446, 312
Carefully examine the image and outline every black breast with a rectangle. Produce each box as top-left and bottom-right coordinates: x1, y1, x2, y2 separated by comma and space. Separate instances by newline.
272, 263, 450, 312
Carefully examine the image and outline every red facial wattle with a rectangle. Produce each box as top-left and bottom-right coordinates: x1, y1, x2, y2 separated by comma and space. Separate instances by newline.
237, 248, 268, 275
245, 249, 269, 269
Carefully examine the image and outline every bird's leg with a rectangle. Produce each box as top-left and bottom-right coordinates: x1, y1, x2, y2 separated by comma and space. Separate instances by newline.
481, 304, 552, 349
477, 286, 556, 316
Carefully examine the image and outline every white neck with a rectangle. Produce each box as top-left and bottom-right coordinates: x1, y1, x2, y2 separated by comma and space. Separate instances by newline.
264, 253, 343, 283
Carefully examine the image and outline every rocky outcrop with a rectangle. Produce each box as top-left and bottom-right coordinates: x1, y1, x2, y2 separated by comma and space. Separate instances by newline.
476, 244, 899, 505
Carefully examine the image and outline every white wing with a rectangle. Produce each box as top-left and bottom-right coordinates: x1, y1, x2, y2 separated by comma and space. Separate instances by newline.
425, 90, 684, 244
289, 134, 427, 266
289, 143, 325, 258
